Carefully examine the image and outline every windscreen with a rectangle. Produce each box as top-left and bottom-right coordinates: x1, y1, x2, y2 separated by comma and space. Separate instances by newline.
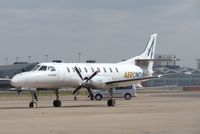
32, 65, 41, 71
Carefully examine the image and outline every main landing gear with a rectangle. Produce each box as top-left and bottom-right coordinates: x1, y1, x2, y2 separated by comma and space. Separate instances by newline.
74, 92, 78, 101
107, 89, 116, 107
53, 89, 61, 107
29, 90, 38, 108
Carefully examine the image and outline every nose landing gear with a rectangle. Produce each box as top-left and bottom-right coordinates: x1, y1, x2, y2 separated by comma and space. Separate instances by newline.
53, 89, 62, 107
29, 101, 37, 108
29, 89, 62, 108
29, 90, 38, 108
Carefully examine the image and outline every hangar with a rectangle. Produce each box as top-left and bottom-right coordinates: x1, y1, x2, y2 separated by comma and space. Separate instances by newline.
0, 62, 38, 88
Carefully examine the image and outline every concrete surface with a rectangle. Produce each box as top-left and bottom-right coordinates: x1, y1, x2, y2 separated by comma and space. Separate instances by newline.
0, 92, 199, 134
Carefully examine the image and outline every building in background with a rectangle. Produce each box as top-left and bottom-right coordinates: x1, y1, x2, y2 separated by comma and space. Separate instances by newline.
0, 62, 38, 89
148, 67, 200, 87
144, 55, 200, 87
197, 59, 200, 70
86, 60, 96, 63
154, 54, 180, 69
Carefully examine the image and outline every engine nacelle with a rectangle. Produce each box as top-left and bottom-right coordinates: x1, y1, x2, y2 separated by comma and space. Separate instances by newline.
89, 76, 112, 89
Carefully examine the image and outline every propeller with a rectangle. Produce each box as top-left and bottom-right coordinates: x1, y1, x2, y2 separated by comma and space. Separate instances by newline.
72, 85, 82, 95
73, 66, 99, 97
74, 67, 83, 80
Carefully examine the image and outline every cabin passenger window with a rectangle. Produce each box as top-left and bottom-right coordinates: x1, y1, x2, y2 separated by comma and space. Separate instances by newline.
109, 67, 113, 73
48, 66, 56, 71
91, 67, 94, 72
78, 67, 82, 72
97, 67, 100, 72
84, 67, 88, 73
115, 67, 119, 73
39, 66, 47, 71
66, 67, 70, 73
71, 67, 75, 72
103, 67, 107, 73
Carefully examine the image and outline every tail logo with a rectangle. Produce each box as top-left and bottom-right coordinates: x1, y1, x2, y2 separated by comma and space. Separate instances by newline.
147, 39, 154, 59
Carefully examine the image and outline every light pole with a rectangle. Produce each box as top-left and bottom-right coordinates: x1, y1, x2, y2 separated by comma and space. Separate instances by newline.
78, 52, 81, 63
185, 72, 192, 86
163, 77, 166, 86
176, 72, 179, 86
16, 57, 19, 62
5, 57, 8, 65
45, 55, 48, 62
28, 56, 31, 63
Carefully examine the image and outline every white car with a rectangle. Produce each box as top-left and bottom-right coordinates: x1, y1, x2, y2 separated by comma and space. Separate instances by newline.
91, 85, 137, 101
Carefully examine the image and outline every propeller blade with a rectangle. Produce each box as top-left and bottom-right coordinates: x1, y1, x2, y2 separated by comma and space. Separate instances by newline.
87, 71, 99, 82
86, 87, 94, 98
74, 67, 83, 80
73, 85, 82, 95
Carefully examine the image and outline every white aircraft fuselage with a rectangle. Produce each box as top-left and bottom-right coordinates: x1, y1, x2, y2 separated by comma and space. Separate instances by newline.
11, 63, 143, 90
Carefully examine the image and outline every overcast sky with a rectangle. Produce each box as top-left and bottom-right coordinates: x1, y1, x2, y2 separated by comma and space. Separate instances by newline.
0, 0, 199, 68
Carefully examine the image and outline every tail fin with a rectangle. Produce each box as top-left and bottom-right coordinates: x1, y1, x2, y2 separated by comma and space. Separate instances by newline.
119, 33, 157, 76
137, 33, 157, 60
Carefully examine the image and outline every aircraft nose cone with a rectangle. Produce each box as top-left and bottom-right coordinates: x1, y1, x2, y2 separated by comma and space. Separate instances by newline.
11, 74, 22, 87
11, 76, 17, 87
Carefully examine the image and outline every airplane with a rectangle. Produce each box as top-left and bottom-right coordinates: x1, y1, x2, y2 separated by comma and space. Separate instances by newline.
1, 33, 162, 108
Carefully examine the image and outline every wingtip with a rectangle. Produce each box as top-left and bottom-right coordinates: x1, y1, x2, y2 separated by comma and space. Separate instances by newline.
151, 33, 157, 37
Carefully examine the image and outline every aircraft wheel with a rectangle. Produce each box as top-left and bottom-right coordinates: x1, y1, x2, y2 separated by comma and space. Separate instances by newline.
90, 96, 94, 100
53, 100, 62, 107
29, 102, 37, 108
74, 96, 78, 101
107, 99, 116, 107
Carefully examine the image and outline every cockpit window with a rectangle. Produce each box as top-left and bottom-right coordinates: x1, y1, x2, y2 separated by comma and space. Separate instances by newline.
32, 65, 41, 71
48, 66, 56, 71
38, 66, 47, 71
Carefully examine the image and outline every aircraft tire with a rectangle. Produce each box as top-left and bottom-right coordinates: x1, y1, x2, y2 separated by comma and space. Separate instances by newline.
29, 102, 37, 108
90, 96, 94, 100
53, 100, 62, 107
107, 99, 116, 107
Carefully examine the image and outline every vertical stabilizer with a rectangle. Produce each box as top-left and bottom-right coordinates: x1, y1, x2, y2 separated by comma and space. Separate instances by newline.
119, 33, 157, 76
137, 33, 157, 60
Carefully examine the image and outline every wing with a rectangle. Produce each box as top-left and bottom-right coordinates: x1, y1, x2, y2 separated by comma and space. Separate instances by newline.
105, 74, 175, 87
105, 76, 160, 87
0, 78, 11, 81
